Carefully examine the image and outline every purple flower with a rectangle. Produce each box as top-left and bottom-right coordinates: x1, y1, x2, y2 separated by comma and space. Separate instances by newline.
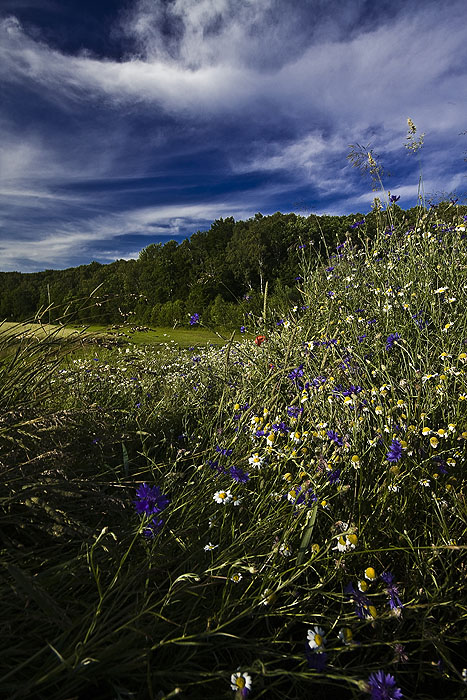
381, 572, 403, 611
189, 313, 200, 325
229, 465, 249, 483
350, 219, 365, 228
386, 439, 403, 463
367, 670, 403, 700
328, 468, 341, 485
240, 326, 246, 333
305, 642, 327, 671
272, 421, 290, 434
389, 195, 400, 203
134, 483, 170, 516
345, 582, 372, 620
287, 405, 303, 418
215, 445, 233, 457
326, 430, 343, 446
288, 364, 304, 381
143, 517, 164, 538
385, 333, 401, 350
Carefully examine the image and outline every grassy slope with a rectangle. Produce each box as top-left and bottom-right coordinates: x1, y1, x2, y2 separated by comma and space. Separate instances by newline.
1, 204, 467, 700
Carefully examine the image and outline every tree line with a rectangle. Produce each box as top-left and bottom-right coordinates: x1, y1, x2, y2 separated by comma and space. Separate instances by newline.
1, 202, 464, 328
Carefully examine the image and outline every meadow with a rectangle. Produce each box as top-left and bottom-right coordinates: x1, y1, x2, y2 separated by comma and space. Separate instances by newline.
2, 158, 467, 697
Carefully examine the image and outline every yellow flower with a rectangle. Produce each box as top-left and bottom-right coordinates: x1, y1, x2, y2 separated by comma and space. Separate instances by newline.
365, 567, 377, 581
430, 436, 439, 448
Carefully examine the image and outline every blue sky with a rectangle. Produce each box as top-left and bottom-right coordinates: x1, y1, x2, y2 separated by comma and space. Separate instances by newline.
0, 0, 466, 272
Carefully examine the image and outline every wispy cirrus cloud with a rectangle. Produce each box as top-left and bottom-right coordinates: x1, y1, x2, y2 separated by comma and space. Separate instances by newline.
0, 0, 466, 272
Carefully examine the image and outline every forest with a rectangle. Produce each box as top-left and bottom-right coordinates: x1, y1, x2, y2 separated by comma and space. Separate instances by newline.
1, 202, 465, 328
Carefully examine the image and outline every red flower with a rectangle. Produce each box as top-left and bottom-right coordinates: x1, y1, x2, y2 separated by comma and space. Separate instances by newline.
254, 335, 266, 346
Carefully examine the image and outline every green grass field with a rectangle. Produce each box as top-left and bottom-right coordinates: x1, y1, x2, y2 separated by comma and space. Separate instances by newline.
0, 320, 228, 348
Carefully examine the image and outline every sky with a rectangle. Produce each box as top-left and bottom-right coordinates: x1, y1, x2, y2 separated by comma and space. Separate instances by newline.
0, 0, 466, 272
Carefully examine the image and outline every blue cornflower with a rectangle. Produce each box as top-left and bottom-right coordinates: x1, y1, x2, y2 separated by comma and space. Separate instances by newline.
208, 459, 225, 474
143, 517, 164, 538
389, 194, 400, 203
240, 326, 246, 333
328, 468, 341, 485
272, 421, 290, 434
287, 405, 303, 418
385, 333, 400, 350
350, 219, 365, 228
381, 572, 403, 611
288, 364, 304, 381
357, 334, 367, 343
344, 582, 372, 620
229, 465, 249, 483
386, 439, 403, 463
326, 430, 343, 446
367, 670, 403, 700
305, 642, 328, 671
189, 313, 200, 325
215, 445, 233, 456
134, 483, 170, 516
285, 484, 316, 508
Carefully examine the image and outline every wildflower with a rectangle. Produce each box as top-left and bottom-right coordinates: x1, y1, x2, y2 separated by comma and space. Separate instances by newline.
229, 466, 249, 483
254, 335, 266, 346
288, 364, 304, 381
386, 439, 403, 463
204, 542, 218, 551
367, 670, 403, 700
386, 333, 401, 350
143, 517, 164, 537
338, 627, 353, 645
213, 489, 233, 504
279, 542, 292, 556
189, 313, 200, 325
381, 572, 403, 612
305, 644, 328, 670
345, 582, 372, 619
393, 644, 409, 664
336, 533, 358, 552
134, 483, 170, 516
419, 478, 430, 487
430, 436, 439, 448
327, 430, 343, 446
215, 445, 233, 456
365, 567, 377, 581
240, 326, 245, 333
231, 572, 242, 583
307, 626, 326, 650
230, 670, 252, 697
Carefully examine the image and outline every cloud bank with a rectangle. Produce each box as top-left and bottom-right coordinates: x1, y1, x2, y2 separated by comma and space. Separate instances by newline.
0, 0, 466, 271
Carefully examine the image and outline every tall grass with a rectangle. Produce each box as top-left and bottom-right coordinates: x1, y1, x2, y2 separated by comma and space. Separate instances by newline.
1, 131, 467, 699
